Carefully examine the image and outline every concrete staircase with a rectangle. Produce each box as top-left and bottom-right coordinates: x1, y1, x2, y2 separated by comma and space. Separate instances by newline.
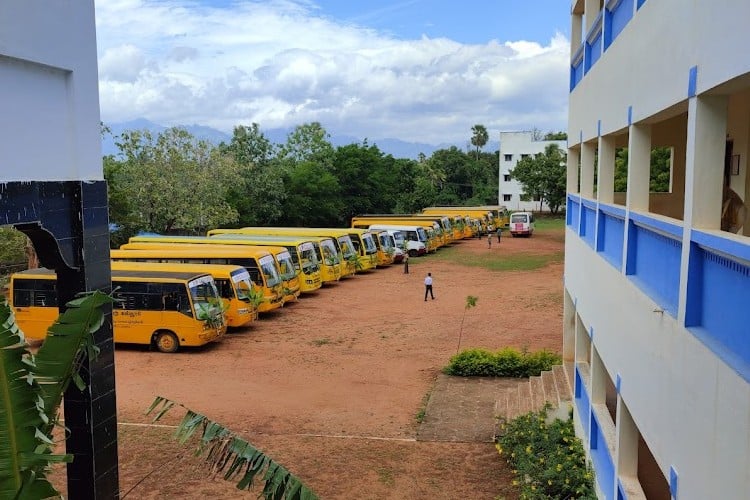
493, 365, 572, 438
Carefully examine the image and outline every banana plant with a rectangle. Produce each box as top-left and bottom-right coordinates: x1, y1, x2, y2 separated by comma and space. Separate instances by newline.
0, 292, 113, 500
146, 397, 317, 500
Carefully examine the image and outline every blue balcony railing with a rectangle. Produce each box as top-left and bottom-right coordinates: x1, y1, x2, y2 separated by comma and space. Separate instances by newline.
584, 11, 604, 75
590, 411, 616, 499
685, 231, 750, 382
597, 203, 626, 269
574, 365, 591, 438
567, 194, 581, 230
580, 199, 597, 248
625, 212, 683, 317
604, 0, 634, 51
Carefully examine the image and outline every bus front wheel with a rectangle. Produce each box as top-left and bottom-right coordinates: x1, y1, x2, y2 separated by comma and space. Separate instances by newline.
408, 249, 418, 257
154, 330, 179, 353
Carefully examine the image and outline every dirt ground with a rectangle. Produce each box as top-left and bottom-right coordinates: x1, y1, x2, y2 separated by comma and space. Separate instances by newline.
59, 225, 565, 499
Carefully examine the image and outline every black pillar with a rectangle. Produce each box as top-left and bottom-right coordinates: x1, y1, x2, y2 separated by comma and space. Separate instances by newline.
2, 180, 119, 498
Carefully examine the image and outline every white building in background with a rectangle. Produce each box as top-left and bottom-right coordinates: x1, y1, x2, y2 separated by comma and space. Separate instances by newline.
498, 131, 566, 212
564, 0, 750, 499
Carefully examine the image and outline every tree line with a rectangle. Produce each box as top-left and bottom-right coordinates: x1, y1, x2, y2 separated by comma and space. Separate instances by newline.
103, 122, 501, 246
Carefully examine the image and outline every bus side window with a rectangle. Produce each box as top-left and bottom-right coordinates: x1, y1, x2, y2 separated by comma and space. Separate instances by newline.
13, 289, 32, 307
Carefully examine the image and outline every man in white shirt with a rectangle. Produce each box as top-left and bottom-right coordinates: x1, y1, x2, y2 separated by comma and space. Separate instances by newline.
424, 272, 434, 301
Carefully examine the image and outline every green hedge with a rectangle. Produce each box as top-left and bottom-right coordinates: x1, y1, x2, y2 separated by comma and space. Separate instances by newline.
443, 348, 561, 377
496, 408, 595, 499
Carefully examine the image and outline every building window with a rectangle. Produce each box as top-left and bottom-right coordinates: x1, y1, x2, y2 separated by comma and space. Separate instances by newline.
521, 154, 530, 159
533, 194, 541, 201
503, 194, 512, 202
504, 154, 513, 161
503, 174, 511, 182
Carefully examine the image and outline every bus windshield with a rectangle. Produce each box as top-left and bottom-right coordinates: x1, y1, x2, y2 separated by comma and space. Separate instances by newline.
298, 242, 319, 273
362, 234, 378, 254
416, 228, 428, 242
188, 274, 222, 320
391, 231, 405, 248
320, 239, 340, 264
230, 268, 255, 302
337, 236, 356, 260
258, 255, 282, 286
274, 250, 297, 280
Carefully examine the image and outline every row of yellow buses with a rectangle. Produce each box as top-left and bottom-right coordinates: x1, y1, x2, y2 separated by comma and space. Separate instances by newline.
420, 206, 510, 232
5, 225, 406, 354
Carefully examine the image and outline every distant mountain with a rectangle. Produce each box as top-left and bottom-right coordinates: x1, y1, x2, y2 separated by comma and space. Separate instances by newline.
101, 118, 487, 159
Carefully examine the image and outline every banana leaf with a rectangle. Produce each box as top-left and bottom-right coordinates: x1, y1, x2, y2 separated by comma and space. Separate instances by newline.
0, 292, 112, 500
146, 396, 318, 500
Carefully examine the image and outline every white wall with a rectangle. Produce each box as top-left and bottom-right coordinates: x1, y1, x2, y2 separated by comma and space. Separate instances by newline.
498, 131, 567, 211
0, 1, 102, 181
565, 231, 750, 498
569, 0, 750, 146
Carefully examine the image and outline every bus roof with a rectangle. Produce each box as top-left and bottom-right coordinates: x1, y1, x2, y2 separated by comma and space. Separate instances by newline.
113, 245, 274, 259
14, 267, 211, 282
111, 261, 249, 278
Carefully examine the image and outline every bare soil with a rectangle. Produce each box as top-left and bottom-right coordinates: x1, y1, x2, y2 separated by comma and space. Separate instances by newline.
59, 227, 564, 499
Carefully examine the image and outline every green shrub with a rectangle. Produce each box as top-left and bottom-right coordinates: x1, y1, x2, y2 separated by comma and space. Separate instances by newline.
443, 347, 561, 377
497, 408, 596, 499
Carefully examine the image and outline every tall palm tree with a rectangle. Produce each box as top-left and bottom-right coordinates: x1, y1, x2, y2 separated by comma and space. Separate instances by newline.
470, 124, 489, 160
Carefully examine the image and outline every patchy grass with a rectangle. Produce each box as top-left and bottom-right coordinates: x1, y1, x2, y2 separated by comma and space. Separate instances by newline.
416, 389, 432, 424
533, 215, 566, 232
375, 467, 395, 487
311, 338, 332, 347
431, 247, 564, 272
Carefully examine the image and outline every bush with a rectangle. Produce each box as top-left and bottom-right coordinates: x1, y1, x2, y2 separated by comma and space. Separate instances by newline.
496, 408, 596, 499
443, 347, 561, 377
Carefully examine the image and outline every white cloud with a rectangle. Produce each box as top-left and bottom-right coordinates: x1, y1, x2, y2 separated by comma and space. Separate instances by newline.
95, 0, 570, 144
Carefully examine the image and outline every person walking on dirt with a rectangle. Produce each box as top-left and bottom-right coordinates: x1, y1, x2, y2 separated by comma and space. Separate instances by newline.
424, 272, 434, 301
403, 253, 409, 274
487, 233, 492, 249
496, 227, 502, 243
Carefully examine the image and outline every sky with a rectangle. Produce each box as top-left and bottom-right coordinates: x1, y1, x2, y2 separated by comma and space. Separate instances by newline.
95, 0, 571, 145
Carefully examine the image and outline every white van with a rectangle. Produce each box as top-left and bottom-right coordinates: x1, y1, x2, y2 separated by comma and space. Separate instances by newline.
367, 224, 428, 257
509, 212, 535, 237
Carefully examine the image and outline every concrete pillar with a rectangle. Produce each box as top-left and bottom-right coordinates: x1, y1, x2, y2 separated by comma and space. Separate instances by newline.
585, 0, 601, 32
626, 124, 652, 212
571, 14, 583, 54
575, 315, 590, 364
580, 141, 597, 199
568, 147, 581, 193
615, 397, 639, 478
598, 135, 616, 204
683, 95, 727, 230
590, 347, 605, 404
563, 290, 576, 363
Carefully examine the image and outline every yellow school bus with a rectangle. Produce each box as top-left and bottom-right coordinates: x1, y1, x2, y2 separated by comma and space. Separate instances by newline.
111, 245, 284, 313
209, 233, 341, 284
8, 267, 226, 352
369, 229, 396, 266
208, 227, 377, 273
124, 235, 301, 304
111, 261, 258, 327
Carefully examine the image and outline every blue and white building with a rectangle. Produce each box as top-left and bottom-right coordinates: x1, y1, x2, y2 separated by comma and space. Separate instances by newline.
498, 131, 567, 212
564, 0, 750, 498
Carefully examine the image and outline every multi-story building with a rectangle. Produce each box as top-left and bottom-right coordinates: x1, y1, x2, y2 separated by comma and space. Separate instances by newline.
564, 0, 749, 499
498, 131, 566, 212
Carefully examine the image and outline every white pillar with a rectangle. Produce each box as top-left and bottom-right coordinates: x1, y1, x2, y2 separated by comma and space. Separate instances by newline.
678, 95, 728, 324
580, 142, 597, 199
590, 348, 605, 404
563, 290, 576, 364
615, 397, 639, 479
568, 147, 581, 193
626, 124, 652, 213
571, 14, 583, 55
585, 0, 600, 32
598, 135, 616, 204
684, 95, 728, 230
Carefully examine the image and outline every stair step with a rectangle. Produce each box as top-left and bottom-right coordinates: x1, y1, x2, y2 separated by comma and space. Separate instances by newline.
541, 370, 559, 406
517, 381, 532, 416
505, 387, 519, 420
529, 375, 546, 410
553, 364, 572, 401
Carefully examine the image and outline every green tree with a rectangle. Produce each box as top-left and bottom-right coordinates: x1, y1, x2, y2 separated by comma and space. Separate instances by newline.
109, 128, 241, 235
470, 124, 489, 160
278, 122, 335, 165
543, 131, 568, 140
510, 144, 567, 214
283, 161, 343, 226
221, 125, 287, 227
613, 147, 672, 193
